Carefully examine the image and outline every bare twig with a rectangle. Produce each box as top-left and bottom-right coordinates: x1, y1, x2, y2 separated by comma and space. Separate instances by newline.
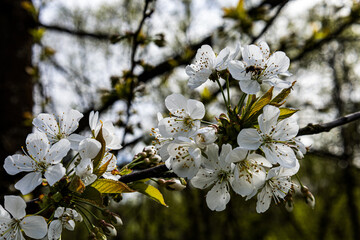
38, 22, 115, 41
297, 111, 360, 136
120, 164, 176, 183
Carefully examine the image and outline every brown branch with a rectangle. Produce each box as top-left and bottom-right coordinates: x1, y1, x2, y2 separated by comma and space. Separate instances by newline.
251, 0, 289, 44
120, 164, 176, 183
297, 111, 360, 136
38, 22, 117, 41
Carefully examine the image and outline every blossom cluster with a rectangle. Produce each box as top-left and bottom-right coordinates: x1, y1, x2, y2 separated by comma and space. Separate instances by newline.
0, 41, 313, 240
2, 110, 122, 239
151, 41, 309, 212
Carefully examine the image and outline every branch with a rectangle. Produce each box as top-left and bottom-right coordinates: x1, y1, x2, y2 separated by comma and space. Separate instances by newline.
251, 0, 288, 43
120, 164, 176, 183
38, 22, 117, 41
297, 111, 360, 136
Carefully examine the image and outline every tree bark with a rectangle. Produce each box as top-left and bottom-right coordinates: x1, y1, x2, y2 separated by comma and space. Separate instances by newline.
0, 0, 35, 196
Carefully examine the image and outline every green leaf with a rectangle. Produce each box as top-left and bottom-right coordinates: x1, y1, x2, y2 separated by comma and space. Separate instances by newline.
242, 87, 273, 126
270, 81, 296, 107
278, 108, 299, 120
119, 168, 133, 176
91, 179, 134, 194
94, 155, 114, 177
129, 182, 168, 207
248, 87, 273, 118
80, 186, 104, 207
93, 127, 106, 171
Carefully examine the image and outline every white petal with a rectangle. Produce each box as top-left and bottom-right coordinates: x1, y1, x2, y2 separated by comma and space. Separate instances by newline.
278, 160, 300, 178
219, 144, 232, 165
249, 153, 272, 168
45, 164, 66, 186
46, 139, 70, 164
237, 129, 262, 150
26, 132, 50, 162
4, 154, 35, 175
89, 111, 99, 131
203, 144, 220, 170
0, 204, 10, 219
258, 41, 270, 58
21, 216, 48, 239
59, 109, 83, 135
14, 172, 43, 195
242, 44, 263, 66
165, 93, 188, 115
206, 182, 230, 211
195, 45, 216, 67
54, 207, 65, 218
256, 185, 272, 213
272, 117, 299, 141
187, 99, 205, 119
228, 60, 248, 81
78, 138, 101, 159
48, 219, 63, 240
266, 51, 290, 74
64, 219, 75, 231
231, 170, 255, 197
258, 105, 280, 135
188, 69, 212, 89
214, 47, 230, 70
5, 195, 26, 219
67, 133, 86, 151
32, 114, 59, 141
191, 169, 218, 189
225, 147, 248, 163
239, 79, 260, 94
262, 143, 297, 168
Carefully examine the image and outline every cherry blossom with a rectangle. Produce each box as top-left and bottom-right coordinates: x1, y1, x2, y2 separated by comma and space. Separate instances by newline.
256, 161, 299, 213
225, 147, 272, 198
228, 41, 291, 94
237, 105, 300, 168
0, 196, 47, 239
158, 93, 205, 138
4, 132, 69, 195
48, 207, 83, 240
191, 144, 233, 211
166, 137, 202, 179
32, 109, 83, 145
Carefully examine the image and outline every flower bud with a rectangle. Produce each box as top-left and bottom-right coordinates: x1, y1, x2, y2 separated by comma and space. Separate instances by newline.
108, 212, 123, 226
99, 220, 117, 237
150, 155, 161, 163
166, 179, 186, 191
301, 186, 315, 209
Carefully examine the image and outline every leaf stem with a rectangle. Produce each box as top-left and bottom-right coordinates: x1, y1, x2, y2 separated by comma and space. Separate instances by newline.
216, 78, 230, 112
237, 92, 247, 113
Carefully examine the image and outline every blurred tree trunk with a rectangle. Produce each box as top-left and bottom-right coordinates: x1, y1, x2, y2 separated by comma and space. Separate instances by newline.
0, 0, 35, 196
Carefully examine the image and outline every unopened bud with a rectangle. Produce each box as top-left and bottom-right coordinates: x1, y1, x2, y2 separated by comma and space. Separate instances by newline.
144, 158, 151, 165
143, 146, 155, 155
88, 232, 97, 240
284, 190, 294, 212
158, 179, 166, 185
96, 231, 107, 240
166, 179, 186, 191
150, 155, 161, 163
109, 212, 123, 226
99, 220, 117, 237
138, 152, 147, 158
301, 186, 315, 209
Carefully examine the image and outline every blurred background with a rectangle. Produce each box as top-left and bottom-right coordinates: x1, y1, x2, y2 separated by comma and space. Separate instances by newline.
1, 0, 360, 239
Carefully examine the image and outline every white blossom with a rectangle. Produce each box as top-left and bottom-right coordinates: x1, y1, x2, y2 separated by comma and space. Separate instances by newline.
32, 109, 83, 145
237, 105, 299, 168
191, 144, 233, 211
228, 41, 291, 94
166, 137, 202, 179
195, 127, 217, 149
158, 93, 205, 138
256, 161, 299, 213
78, 138, 101, 159
48, 207, 82, 240
89, 111, 122, 150
225, 147, 271, 198
75, 158, 97, 186
4, 132, 68, 195
0, 196, 47, 239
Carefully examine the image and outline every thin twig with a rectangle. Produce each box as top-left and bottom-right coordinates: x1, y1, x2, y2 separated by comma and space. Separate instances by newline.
297, 111, 360, 136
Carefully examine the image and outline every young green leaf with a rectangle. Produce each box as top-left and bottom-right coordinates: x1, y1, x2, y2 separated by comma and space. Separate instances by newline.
91, 179, 134, 194
129, 182, 168, 207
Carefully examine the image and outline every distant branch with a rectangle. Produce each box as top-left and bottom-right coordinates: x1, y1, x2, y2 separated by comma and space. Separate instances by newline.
38, 22, 115, 41
120, 164, 176, 183
297, 111, 360, 136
